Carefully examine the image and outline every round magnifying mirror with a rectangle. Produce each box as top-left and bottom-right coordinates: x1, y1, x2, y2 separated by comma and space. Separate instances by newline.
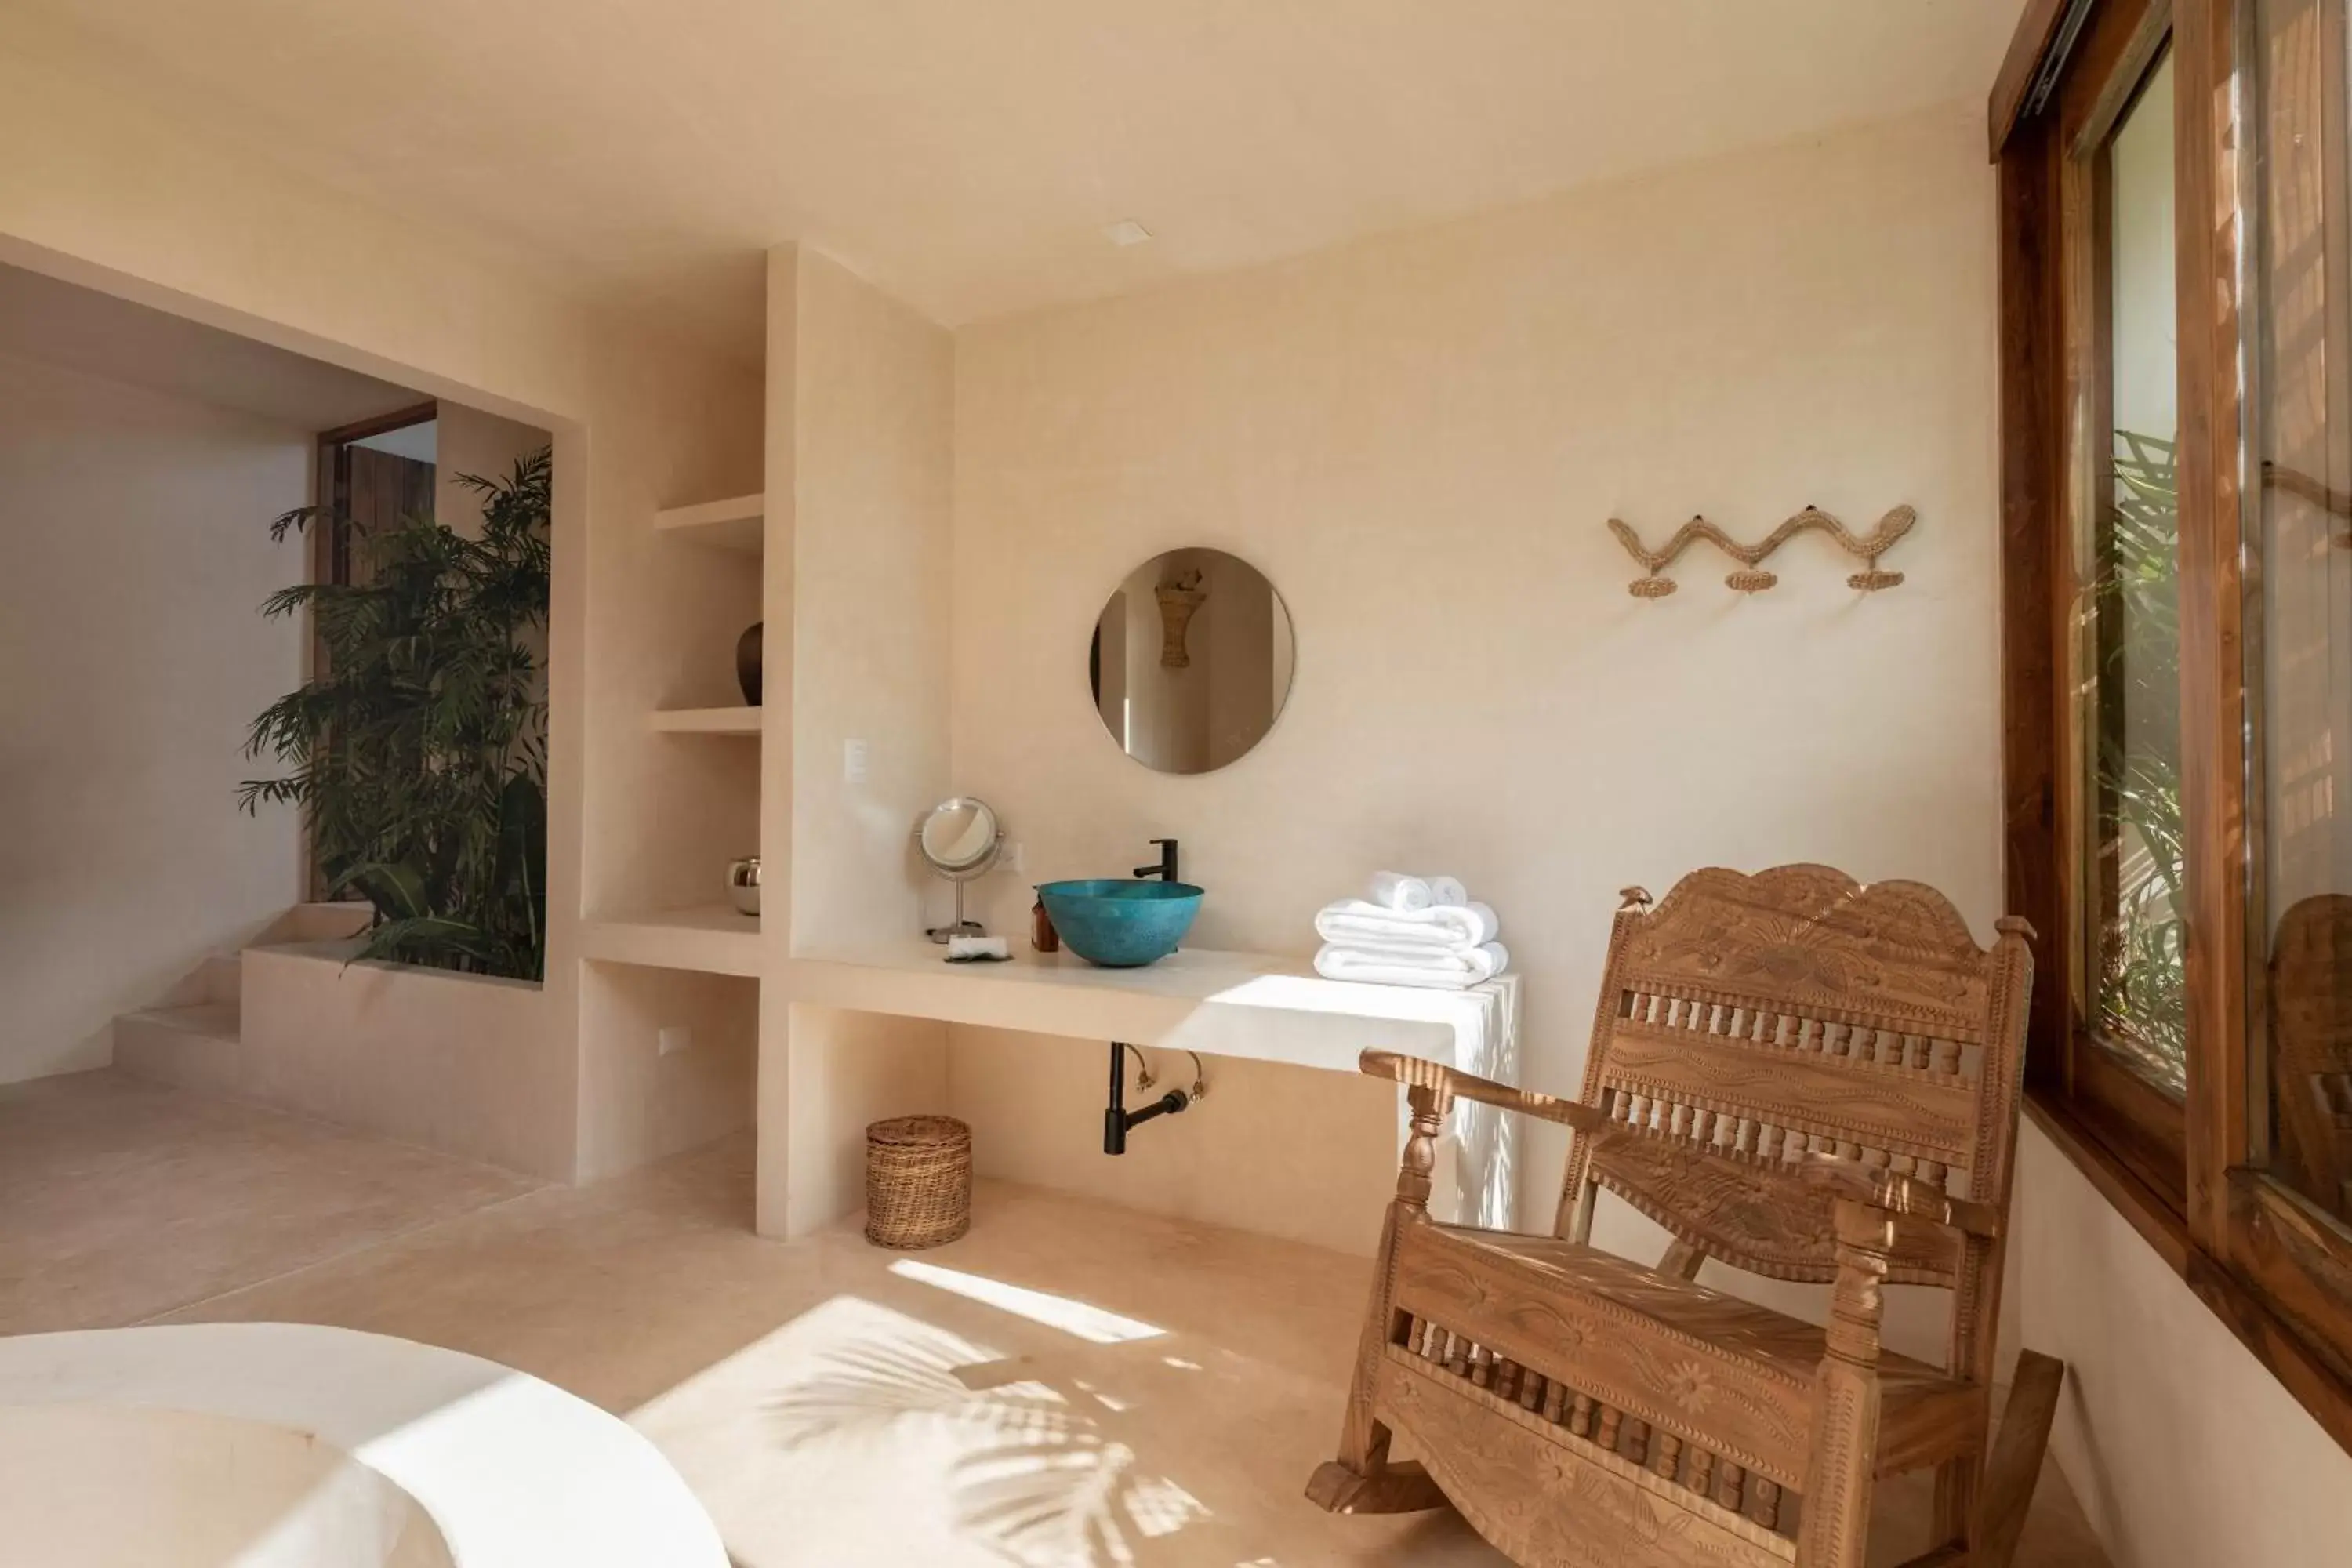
1088, 548, 1293, 774
917, 797, 1001, 877
916, 797, 1001, 944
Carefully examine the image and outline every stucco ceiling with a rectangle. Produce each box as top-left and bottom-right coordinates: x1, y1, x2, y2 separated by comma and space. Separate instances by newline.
0, 263, 424, 431
19, 1, 2016, 343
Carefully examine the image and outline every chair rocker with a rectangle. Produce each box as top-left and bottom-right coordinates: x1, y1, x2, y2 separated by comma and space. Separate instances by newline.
1306, 864, 2064, 1568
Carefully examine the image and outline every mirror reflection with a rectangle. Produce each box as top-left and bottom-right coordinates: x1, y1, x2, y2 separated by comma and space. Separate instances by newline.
1088, 548, 1294, 775
917, 797, 1000, 874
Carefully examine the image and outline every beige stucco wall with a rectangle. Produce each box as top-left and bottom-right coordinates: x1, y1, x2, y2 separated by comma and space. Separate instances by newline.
757, 245, 957, 1236
947, 99, 2005, 1269
0, 350, 307, 1083
2012, 32, 2352, 1566
2015, 1125, 2352, 1566
434, 402, 550, 538
785, 248, 954, 955
576, 964, 757, 1185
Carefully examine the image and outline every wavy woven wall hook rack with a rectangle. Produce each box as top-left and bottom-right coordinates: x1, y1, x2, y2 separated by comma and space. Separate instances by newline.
1607, 504, 1917, 598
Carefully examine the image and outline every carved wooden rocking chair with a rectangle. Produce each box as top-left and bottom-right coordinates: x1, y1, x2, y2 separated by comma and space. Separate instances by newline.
1307, 865, 2064, 1568
2270, 895, 2352, 1220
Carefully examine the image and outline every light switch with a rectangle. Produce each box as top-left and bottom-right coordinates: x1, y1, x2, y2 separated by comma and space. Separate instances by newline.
658, 1025, 691, 1057
844, 739, 869, 784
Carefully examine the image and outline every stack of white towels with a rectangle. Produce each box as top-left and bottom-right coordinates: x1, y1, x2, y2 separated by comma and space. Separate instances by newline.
1312, 871, 1508, 990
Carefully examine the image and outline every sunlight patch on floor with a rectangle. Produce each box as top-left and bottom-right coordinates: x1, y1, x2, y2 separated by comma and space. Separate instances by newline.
889, 1258, 1167, 1344
630, 1291, 1226, 1566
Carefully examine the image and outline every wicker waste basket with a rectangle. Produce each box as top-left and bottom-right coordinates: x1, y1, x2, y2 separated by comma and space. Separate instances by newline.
864, 1115, 972, 1249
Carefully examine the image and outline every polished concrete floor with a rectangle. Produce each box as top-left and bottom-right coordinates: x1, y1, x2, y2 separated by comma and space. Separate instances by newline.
2, 1070, 2110, 1566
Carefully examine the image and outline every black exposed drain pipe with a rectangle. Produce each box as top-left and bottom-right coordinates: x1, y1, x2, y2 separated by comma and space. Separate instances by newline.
1103, 1040, 1189, 1155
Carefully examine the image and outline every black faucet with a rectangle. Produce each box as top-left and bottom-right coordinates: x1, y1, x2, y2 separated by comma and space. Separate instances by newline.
1134, 837, 1179, 883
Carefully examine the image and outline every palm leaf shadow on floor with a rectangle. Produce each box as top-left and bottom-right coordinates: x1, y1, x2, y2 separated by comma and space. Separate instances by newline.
763, 1315, 1203, 1566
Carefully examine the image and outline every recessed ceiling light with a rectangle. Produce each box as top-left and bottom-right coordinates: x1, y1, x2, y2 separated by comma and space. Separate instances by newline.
1102, 220, 1152, 248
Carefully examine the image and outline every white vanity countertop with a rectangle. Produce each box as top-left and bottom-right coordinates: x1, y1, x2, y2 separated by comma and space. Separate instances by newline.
780, 939, 1519, 1076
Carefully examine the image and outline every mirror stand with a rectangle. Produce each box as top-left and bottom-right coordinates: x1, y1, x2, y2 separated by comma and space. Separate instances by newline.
926, 880, 987, 946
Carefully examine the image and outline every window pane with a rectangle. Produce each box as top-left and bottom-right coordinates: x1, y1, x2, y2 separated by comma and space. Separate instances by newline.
2078, 49, 2188, 1097
2252, 0, 2352, 1222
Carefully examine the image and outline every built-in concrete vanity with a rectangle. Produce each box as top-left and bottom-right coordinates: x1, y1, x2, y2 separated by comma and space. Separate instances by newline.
784, 942, 1514, 1075
781, 943, 1522, 1231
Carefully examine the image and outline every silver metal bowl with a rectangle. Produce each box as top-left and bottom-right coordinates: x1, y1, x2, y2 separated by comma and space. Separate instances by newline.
726, 856, 760, 916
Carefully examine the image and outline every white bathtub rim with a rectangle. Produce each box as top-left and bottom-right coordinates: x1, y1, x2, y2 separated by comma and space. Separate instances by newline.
0, 1322, 727, 1567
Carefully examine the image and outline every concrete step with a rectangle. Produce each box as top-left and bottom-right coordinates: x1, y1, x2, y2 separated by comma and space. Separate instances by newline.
159, 952, 242, 1008
112, 1003, 245, 1094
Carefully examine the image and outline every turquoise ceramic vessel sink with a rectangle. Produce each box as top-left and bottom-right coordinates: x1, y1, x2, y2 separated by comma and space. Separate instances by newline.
1036, 879, 1205, 968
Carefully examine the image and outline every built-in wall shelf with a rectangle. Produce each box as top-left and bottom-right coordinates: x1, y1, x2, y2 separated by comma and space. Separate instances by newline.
582, 906, 761, 978
780, 940, 1518, 1076
648, 706, 762, 735
653, 493, 763, 554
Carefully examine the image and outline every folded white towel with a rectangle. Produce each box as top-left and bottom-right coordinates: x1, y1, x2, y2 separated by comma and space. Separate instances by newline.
1315, 898, 1500, 950
1426, 875, 1468, 908
1367, 870, 1434, 912
1317, 935, 1491, 967
946, 935, 1009, 961
1315, 942, 1509, 989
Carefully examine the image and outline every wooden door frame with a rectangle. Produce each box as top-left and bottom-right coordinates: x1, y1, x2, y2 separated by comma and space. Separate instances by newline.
314, 399, 436, 601
304, 400, 436, 898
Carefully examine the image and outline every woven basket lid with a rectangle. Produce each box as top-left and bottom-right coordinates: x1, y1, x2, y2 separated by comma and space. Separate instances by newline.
867, 1114, 970, 1147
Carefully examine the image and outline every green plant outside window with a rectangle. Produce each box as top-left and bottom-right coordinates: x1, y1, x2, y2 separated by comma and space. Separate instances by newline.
2092, 431, 2187, 1092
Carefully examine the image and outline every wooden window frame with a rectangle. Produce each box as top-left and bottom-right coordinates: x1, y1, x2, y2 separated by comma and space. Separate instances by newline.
1997, 0, 2352, 1454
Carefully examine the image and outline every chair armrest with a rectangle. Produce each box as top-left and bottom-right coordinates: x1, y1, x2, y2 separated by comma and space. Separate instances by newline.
1358, 1049, 1607, 1134
1798, 1152, 2002, 1238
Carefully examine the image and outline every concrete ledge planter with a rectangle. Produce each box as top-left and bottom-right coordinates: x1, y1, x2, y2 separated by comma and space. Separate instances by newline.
118, 938, 566, 1179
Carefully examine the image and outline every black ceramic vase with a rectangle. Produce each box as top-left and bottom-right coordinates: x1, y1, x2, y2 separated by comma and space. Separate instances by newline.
736, 622, 763, 706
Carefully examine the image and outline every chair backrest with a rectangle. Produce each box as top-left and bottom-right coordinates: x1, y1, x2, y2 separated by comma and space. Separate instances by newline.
2270, 895, 2352, 1218
1559, 866, 2033, 1369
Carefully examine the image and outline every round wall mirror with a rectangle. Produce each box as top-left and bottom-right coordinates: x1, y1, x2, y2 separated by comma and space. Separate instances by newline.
1087, 548, 1294, 774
